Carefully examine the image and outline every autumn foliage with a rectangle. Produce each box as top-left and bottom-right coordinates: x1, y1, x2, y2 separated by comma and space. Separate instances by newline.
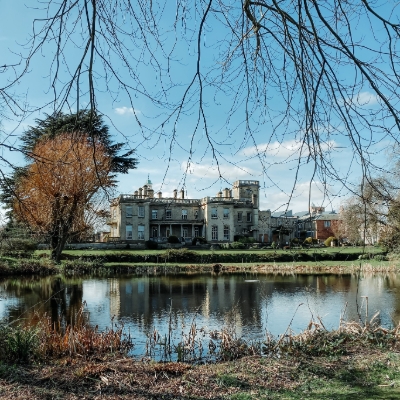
13, 133, 113, 261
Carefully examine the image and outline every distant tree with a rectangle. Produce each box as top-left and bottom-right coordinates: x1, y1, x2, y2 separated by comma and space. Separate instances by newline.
12, 133, 114, 262
338, 178, 399, 247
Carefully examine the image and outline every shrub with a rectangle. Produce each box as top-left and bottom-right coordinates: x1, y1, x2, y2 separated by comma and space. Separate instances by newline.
304, 237, 319, 246
0, 323, 38, 363
167, 235, 180, 244
192, 237, 207, 245
145, 240, 158, 250
0, 238, 38, 258
230, 242, 246, 249
324, 236, 336, 247
271, 241, 276, 249
238, 237, 255, 244
163, 248, 196, 262
374, 254, 388, 261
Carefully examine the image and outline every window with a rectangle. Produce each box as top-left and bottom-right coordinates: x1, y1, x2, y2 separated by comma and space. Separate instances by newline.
182, 209, 188, 220
194, 210, 198, 219
138, 206, 145, 218
324, 220, 331, 228
247, 212, 252, 222
223, 208, 229, 219
211, 208, 218, 219
152, 209, 158, 219
126, 206, 133, 218
237, 212, 242, 222
224, 226, 230, 240
212, 226, 218, 240
138, 225, 145, 240
166, 209, 172, 219
152, 227, 158, 238
194, 227, 199, 237
126, 225, 133, 240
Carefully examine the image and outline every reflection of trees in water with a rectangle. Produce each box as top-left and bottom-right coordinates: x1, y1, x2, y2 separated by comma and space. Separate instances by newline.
2, 272, 400, 332
376, 273, 400, 325
0, 276, 83, 327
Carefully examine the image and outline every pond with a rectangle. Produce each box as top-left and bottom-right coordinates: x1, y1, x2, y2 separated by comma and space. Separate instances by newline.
1, 272, 400, 360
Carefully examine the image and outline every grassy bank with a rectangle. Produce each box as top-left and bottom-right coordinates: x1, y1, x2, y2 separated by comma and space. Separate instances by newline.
0, 258, 398, 277
2, 317, 400, 399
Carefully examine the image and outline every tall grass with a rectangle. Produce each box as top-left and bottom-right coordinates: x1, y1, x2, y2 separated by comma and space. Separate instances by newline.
0, 322, 38, 362
0, 307, 132, 364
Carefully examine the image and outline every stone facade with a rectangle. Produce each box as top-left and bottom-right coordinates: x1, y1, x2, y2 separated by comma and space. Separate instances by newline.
107, 178, 263, 243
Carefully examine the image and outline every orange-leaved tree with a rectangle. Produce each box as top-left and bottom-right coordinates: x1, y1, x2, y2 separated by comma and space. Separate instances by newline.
13, 132, 113, 262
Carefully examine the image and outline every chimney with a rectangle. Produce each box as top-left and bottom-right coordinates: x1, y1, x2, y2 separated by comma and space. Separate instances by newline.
158, 191, 162, 199
180, 189, 185, 199
143, 184, 148, 197
138, 187, 143, 198
148, 189, 154, 198
134, 190, 138, 199
224, 188, 230, 198
173, 189, 178, 199
217, 191, 222, 198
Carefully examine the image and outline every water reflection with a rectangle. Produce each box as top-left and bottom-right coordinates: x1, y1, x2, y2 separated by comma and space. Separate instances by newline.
1, 272, 400, 355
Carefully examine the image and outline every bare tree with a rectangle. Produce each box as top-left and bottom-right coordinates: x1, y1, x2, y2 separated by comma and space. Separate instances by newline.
1, 1, 400, 203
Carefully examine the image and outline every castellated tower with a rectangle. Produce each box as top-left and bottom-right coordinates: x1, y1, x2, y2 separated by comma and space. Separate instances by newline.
232, 180, 260, 208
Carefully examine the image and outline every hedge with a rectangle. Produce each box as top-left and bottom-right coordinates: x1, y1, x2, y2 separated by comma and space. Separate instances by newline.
60, 249, 382, 264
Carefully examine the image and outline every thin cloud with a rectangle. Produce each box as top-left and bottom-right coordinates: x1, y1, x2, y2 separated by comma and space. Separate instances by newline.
241, 139, 337, 158
266, 181, 338, 213
347, 91, 378, 106
184, 162, 255, 180
114, 106, 141, 116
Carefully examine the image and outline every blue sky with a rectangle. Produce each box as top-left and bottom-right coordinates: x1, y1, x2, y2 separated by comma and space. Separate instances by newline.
0, 1, 396, 213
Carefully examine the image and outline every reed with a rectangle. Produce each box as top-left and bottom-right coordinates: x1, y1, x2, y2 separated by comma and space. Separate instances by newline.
0, 306, 132, 363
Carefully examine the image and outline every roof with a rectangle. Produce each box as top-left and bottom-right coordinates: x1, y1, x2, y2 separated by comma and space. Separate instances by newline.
313, 213, 339, 221
271, 210, 294, 218
293, 211, 310, 217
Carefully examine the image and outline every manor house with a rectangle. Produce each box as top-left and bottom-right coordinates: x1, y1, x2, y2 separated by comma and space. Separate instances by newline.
107, 178, 265, 243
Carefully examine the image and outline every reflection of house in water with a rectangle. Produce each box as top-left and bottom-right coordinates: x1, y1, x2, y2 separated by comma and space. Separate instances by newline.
114, 275, 269, 331
109, 279, 121, 318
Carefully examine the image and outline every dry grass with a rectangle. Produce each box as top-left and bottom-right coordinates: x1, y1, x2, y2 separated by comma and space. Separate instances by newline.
2, 347, 400, 399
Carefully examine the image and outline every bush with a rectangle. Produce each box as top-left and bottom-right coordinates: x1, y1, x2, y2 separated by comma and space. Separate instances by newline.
230, 242, 246, 249
163, 248, 196, 262
145, 240, 158, 250
0, 323, 38, 363
374, 254, 388, 261
304, 237, 319, 246
238, 237, 256, 244
271, 241, 276, 249
192, 237, 207, 245
167, 235, 180, 244
324, 236, 336, 247
0, 238, 38, 258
